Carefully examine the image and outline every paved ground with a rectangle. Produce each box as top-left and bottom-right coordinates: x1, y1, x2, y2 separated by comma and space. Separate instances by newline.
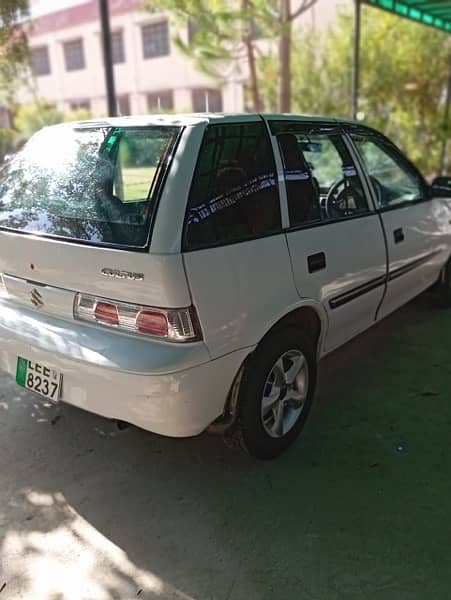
1, 294, 451, 600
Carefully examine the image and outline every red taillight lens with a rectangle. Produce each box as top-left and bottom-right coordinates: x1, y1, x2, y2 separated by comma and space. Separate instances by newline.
94, 301, 119, 325
136, 310, 168, 336
74, 294, 202, 342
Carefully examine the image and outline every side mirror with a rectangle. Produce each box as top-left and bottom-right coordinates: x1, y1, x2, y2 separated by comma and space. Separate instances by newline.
431, 176, 451, 198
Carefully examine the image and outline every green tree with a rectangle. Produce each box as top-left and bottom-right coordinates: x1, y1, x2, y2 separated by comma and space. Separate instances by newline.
14, 101, 64, 142
0, 0, 29, 108
145, 0, 317, 112
145, 0, 268, 111
0, 128, 14, 162
259, 8, 450, 174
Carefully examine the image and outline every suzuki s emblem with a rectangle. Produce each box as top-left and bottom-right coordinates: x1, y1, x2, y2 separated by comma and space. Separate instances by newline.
31, 288, 44, 309
101, 268, 144, 281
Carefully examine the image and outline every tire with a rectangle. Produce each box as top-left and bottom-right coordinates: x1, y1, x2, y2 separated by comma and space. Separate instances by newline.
226, 326, 317, 460
437, 259, 451, 307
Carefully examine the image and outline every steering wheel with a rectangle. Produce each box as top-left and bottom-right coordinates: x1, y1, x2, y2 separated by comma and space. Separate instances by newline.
325, 178, 359, 220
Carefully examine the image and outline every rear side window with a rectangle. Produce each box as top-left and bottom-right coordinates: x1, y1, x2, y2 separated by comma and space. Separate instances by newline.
184, 122, 280, 250
0, 125, 180, 248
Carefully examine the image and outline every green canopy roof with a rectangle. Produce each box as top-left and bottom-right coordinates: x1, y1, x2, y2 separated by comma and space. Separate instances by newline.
363, 0, 451, 32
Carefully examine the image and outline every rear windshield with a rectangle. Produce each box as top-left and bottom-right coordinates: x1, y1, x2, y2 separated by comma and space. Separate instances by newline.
0, 124, 181, 248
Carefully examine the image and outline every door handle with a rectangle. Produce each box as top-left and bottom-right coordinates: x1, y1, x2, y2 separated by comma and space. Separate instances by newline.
394, 228, 405, 244
307, 252, 326, 273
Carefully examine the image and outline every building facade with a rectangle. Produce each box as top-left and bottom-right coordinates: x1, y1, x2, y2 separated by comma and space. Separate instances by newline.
24, 0, 343, 117
24, 0, 245, 116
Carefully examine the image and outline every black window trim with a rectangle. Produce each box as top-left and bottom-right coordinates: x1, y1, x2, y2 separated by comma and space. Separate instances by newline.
343, 124, 430, 214
268, 119, 377, 233
182, 118, 282, 253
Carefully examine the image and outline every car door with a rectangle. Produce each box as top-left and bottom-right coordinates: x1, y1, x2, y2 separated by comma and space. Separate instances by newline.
270, 120, 387, 354
182, 118, 303, 360
348, 128, 449, 320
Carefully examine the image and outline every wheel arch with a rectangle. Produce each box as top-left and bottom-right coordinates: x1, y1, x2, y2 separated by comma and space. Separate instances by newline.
259, 299, 328, 359
209, 299, 328, 434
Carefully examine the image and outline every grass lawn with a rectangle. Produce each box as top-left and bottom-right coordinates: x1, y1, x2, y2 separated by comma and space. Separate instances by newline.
118, 166, 157, 202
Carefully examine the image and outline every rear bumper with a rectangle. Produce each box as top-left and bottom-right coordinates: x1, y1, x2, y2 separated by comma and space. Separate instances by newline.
0, 301, 250, 437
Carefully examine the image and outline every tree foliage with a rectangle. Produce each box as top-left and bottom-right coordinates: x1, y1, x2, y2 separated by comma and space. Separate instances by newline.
258, 8, 450, 173
14, 101, 92, 144
0, 128, 14, 162
144, 0, 317, 112
0, 0, 29, 107
14, 101, 64, 142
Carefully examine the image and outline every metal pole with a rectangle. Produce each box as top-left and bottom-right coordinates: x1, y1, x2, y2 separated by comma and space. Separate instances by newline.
439, 58, 451, 175
352, 0, 361, 120
99, 0, 117, 117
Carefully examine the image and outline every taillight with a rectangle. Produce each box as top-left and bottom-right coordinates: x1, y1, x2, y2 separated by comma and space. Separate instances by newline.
94, 302, 119, 325
136, 310, 168, 336
74, 293, 202, 342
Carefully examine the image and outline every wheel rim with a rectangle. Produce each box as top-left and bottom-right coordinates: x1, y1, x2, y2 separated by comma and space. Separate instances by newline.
260, 349, 309, 439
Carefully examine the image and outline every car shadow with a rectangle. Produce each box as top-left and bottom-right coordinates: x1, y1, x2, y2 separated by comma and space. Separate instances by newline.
1, 294, 451, 599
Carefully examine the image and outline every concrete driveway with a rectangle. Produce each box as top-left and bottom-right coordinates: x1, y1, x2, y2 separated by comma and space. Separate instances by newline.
1, 294, 451, 600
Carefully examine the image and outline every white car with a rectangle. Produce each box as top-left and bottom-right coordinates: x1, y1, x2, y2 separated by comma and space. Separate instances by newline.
0, 114, 450, 459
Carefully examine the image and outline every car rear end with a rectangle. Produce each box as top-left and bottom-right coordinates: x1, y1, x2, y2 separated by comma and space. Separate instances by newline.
0, 117, 242, 436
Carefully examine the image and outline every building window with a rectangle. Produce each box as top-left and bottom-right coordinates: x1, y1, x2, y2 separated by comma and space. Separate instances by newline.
117, 95, 130, 115
191, 88, 223, 113
147, 90, 174, 112
63, 39, 85, 71
69, 99, 90, 112
31, 46, 51, 76
111, 30, 125, 64
142, 21, 170, 59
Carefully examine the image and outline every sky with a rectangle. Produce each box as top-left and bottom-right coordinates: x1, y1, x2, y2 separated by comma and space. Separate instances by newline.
31, 0, 88, 17
31, 0, 346, 18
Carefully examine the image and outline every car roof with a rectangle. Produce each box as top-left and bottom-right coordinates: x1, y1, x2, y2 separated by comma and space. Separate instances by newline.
57, 113, 362, 130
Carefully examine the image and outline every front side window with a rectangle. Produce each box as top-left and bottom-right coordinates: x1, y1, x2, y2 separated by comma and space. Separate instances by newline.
63, 39, 85, 71
184, 122, 280, 250
0, 125, 180, 248
142, 21, 170, 59
274, 124, 369, 227
31, 46, 51, 76
351, 135, 425, 208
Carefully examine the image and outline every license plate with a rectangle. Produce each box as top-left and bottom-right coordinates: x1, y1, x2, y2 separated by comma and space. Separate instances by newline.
16, 357, 62, 401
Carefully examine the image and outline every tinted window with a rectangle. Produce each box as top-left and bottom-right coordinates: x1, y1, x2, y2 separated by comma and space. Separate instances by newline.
276, 127, 369, 226
0, 125, 180, 248
184, 122, 280, 250
351, 135, 424, 208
